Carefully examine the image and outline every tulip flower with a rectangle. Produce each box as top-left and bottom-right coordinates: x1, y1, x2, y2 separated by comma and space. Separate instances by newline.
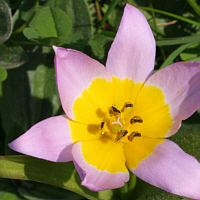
9, 4, 200, 199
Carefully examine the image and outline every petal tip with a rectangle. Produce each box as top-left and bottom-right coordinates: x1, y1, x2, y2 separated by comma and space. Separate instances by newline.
8, 139, 19, 151
8, 141, 14, 150
52, 45, 58, 52
124, 3, 139, 14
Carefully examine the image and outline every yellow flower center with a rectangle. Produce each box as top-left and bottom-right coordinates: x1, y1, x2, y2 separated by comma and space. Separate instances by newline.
101, 103, 143, 142
70, 77, 172, 143
69, 77, 172, 172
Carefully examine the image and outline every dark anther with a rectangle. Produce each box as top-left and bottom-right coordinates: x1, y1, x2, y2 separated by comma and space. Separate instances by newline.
128, 132, 141, 142
130, 116, 143, 124
122, 130, 128, 137
115, 130, 128, 141
125, 103, 133, 108
133, 132, 141, 137
101, 122, 105, 129
109, 106, 121, 116
121, 102, 133, 112
112, 106, 121, 113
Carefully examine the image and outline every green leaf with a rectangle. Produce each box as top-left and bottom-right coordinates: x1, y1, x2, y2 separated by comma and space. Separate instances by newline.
34, 6, 72, 42
171, 133, 200, 159
0, 44, 28, 69
176, 112, 200, 136
55, 0, 93, 40
120, 173, 136, 200
0, 65, 7, 82
135, 5, 200, 26
72, 0, 93, 40
62, 33, 85, 51
88, 34, 108, 61
187, 0, 200, 16
23, 27, 41, 40
12, 0, 39, 36
159, 41, 196, 69
156, 34, 200, 46
100, 30, 116, 41
180, 42, 200, 62
132, 178, 187, 200
0, 156, 120, 200
18, 182, 83, 200
35, 7, 56, 38
0, 0, 12, 43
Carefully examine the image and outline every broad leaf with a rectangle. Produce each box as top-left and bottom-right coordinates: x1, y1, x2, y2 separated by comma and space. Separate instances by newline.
0, 45, 28, 69
0, 0, 12, 43
18, 181, 82, 200
23, 27, 41, 40
0, 156, 121, 200
34, 6, 72, 42
55, 0, 93, 40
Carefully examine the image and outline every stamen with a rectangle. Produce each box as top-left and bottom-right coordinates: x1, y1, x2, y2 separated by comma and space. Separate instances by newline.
125, 103, 133, 108
115, 130, 128, 141
121, 102, 133, 112
130, 116, 143, 124
128, 132, 141, 142
101, 122, 105, 129
109, 106, 121, 116
101, 122, 109, 135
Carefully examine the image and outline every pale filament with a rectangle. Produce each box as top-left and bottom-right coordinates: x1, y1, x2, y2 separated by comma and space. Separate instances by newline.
111, 116, 123, 127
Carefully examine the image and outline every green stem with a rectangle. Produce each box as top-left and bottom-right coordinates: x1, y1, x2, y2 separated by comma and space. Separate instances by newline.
156, 34, 200, 46
159, 41, 197, 69
96, 0, 119, 33
149, 1, 166, 61
187, 0, 200, 16
135, 6, 200, 26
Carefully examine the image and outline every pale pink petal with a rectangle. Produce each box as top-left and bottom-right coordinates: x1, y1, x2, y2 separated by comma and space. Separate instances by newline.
72, 142, 129, 191
106, 4, 155, 82
9, 115, 73, 162
53, 46, 111, 120
131, 139, 200, 199
145, 61, 200, 137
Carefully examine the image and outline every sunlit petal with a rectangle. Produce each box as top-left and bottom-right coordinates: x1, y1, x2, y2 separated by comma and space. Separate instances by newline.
9, 115, 73, 162
106, 4, 155, 82
131, 139, 200, 199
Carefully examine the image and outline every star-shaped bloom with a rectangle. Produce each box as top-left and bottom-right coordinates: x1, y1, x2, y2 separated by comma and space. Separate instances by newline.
9, 4, 200, 199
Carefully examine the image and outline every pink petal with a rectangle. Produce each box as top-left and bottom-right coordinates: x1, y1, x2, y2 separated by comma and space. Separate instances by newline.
131, 139, 200, 199
145, 61, 200, 137
53, 46, 111, 120
9, 115, 73, 162
72, 141, 129, 191
106, 4, 155, 82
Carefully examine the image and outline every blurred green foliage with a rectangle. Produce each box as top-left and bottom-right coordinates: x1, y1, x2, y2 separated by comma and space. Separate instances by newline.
0, 0, 200, 199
